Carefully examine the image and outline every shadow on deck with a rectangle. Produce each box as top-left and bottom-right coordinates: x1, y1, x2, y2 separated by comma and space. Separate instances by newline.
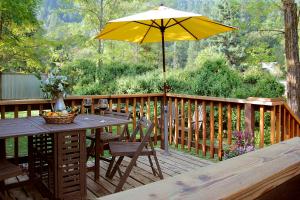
6, 149, 213, 199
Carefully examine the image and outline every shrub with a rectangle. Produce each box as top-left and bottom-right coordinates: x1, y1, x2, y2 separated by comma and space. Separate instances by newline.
224, 131, 255, 159
190, 58, 242, 98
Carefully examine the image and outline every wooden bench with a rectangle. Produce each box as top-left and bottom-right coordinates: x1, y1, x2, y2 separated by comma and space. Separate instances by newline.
100, 137, 300, 200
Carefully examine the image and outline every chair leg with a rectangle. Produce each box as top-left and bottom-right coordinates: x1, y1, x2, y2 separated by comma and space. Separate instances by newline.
153, 153, 163, 179
147, 155, 157, 176
86, 139, 95, 161
106, 156, 115, 177
108, 156, 124, 179
115, 156, 138, 192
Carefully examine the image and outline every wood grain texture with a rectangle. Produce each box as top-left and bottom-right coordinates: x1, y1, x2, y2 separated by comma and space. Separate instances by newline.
202, 101, 207, 156
260, 106, 265, 148
227, 103, 232, 145
100, 137, 300, 200
210, 102, 214, 158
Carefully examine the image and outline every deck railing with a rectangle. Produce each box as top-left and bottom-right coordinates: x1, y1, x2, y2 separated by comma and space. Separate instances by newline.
0, 93, 299, 161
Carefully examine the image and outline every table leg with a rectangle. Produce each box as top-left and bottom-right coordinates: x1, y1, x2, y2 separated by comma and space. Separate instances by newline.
55, 130, 87, 199
0, 139, 5, 159
95, 128, 101, 181
27, 136, 34, 180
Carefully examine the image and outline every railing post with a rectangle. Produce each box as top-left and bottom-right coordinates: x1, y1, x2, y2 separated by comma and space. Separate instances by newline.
245, 103, 255, 135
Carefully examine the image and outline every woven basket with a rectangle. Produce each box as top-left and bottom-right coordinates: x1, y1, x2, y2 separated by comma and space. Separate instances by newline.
41, 113, 77, 124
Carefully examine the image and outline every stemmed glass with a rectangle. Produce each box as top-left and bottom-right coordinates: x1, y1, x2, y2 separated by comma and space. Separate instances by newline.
83, 98, 92, 114
98, 99, 108, 114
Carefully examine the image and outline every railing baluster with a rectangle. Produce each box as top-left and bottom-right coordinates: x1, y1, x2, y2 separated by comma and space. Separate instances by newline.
147, 97, 151, 120
236, 104, 241, 131
132, 98, 137, 130
270, 106, 276, 144
140, 98, 144, 118
0, 106, 6, 159
91, 98, 95, 114
109, 99, 113, 133
181, 98, 185, 150
1, 106, 5, 119
187, 99, 192, 151
117, 98, 121, 134
259, 106, 265, 148
71, 100, 75, 108
39, 104, 43, 115
194, 100, 199, 154
276, 105, 281, 143
292, 118, 295, 138
14, 105, 19, 164
283, 108, 287, 141
210, 102, 214, 158
153, 97, 158, 145
202, 101, 207, 156
227, 103, 232, 145
287, 113, 291, 139
27, 105, 32, 117
218, 103, 223, 160
125, 98, 129, 113
174, 98, 179, 148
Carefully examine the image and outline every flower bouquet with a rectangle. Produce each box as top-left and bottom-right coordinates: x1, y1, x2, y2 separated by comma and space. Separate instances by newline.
41, 68, 71, 111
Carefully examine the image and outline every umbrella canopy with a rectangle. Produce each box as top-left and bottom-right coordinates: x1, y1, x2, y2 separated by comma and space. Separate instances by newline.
96, 5, 236, 43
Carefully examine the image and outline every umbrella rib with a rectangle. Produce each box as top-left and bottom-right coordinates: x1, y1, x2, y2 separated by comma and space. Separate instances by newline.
133, 21, 160, 29
165, 18, 172, 27
165, 17, 192, 29
96, 22, 132, 38
140, 22, 154, 44
151, 20, 162, 29
172, 18, 198, 40
194, 17, 237, 30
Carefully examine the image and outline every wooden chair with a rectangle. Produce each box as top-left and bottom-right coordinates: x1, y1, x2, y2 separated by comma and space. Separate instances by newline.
86, 111, 131, 162
107, 117, 163, 192
0, 159, 23, 199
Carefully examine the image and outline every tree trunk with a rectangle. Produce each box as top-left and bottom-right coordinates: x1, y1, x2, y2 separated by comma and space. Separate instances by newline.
282, 0, 300, 117
0, 12, 3, 40
98, 0, 104, 67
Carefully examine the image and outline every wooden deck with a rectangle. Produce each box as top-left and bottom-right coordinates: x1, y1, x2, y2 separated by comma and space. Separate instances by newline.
6, 148, 213, 199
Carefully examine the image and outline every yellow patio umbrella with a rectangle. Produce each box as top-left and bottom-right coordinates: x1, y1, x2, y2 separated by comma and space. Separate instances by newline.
95, 5, 237, 152
96, 5, 236, 95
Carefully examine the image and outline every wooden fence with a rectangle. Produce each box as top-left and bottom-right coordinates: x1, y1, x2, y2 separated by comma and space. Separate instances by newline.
0, 93, 299, 162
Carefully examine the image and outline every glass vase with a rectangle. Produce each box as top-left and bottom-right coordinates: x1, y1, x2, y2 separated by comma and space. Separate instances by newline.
54, 93, 66, 111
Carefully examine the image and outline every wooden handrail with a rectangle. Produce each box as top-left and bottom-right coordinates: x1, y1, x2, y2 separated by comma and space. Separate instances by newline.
100, 137, 300, 200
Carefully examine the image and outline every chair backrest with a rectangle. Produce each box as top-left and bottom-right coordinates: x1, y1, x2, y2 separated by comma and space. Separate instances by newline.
192, 105, 203, 130
103, 111, 131, 139
103, 110, 131, 120
130, 117, 154, 143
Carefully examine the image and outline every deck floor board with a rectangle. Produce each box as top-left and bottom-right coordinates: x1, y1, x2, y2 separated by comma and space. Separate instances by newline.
7, 149, 212, 199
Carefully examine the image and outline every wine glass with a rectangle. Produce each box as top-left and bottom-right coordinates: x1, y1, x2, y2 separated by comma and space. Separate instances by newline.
83, 98, 92, 114
98, 99, 108, 114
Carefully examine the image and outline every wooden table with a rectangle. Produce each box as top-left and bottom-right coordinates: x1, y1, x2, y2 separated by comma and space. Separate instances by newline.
0, 114, 131, 200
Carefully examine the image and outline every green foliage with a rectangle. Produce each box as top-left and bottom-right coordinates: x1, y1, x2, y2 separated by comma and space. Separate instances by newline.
190, 58, 242, 97
235, 67, 285, 98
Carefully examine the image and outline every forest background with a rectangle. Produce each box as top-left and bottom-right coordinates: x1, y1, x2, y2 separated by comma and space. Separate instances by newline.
0, 0, 292, 99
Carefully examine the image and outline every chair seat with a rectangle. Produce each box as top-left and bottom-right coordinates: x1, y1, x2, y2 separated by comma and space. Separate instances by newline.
109, 142, 153, 157
0, 160, 23, 181
87, 132, 120, 142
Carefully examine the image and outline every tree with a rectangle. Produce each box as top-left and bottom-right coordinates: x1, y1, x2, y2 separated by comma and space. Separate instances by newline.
0, 0, 51, 72
282, 0, 300, 116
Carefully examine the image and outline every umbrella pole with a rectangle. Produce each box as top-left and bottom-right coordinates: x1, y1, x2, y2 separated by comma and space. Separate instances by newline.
161, 21, 170, 155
